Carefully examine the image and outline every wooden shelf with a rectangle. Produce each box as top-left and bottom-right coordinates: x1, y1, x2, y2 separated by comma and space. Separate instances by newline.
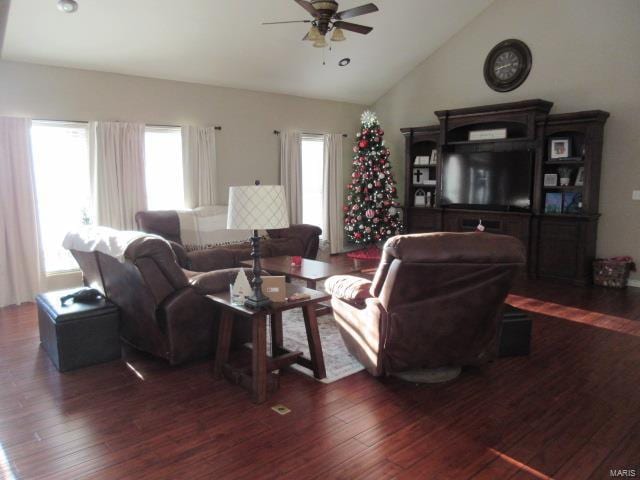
402, 99, 608, 285
412, 184, 437, 187
446, 137, 529, 146
543, 186, 583, 191
546, 157, 584, 165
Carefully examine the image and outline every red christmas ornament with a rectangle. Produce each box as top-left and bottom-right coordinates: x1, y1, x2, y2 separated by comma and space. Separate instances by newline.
358, 140, 368, 149
354, 232, 362, 239
342, 205, 349, 212
365, 209, 375, 219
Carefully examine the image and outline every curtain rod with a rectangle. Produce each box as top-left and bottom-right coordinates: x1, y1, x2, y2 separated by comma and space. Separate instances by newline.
273, 130, 348, 138
33, 119, 222, 130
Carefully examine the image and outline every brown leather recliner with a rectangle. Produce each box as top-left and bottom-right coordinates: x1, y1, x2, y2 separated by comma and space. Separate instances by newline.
325, 232, 526, 376
71, 235, 250, 365
135, 210, 322, 272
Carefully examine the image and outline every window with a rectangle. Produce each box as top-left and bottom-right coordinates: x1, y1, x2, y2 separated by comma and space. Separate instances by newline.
31, 121, 94, 273
144, 126, 184, 210
301, 135, 325, 231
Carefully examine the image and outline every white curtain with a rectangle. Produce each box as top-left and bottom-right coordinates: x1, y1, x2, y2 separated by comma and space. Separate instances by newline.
182, 125, 217, 208
322, 133, 344, 254
92, 121, 147, 230
0, 117, 43, 307
279, 131, 302, 224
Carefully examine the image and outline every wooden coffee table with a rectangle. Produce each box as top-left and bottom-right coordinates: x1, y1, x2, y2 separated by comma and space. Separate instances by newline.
241, 255, 376, 315
241, 255, 375, 290
209, 284, 330, 404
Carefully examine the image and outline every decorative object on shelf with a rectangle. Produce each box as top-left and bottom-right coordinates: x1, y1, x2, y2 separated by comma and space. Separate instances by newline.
544, 192, 563, 214
563, 192, 583, 214
549, 137, 571, 159
227, 181, 289, 308
413, 168, 424, 184
429, 149, 438, 165
414, 188, 426, 207
426, 191, 432, 207
414, 155, 429, 165
476, 219, 485, 232
483, 39, 532, 92
468, 128, 507, 141
344, 110, 403, 245
544, 173, 558, 187
593, 257, 636, 289
575, 167, 585, 186
230, 269, 252, 305
558, 167, 573, 186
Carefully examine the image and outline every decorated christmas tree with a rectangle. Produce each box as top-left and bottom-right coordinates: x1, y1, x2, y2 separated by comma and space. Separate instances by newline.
344, 111, 403, 248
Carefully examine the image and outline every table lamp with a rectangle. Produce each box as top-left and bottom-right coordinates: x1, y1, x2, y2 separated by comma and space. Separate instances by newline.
227, 181, 290, 308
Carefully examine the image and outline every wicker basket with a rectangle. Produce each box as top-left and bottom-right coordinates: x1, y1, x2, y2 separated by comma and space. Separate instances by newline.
593, 259, 633, 288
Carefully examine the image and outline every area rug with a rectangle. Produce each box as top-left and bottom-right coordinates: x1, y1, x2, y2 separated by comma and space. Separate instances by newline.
277, 309, 365, 383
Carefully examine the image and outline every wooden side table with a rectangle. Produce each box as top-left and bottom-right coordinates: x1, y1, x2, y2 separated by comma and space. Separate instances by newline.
208, 284, 330, 404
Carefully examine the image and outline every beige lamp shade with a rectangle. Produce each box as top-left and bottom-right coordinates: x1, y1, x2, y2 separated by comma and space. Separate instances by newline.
313, 35, 327, 48
307, 25, 321, 41
227, 185, 290, 230
331, 28, 346, 42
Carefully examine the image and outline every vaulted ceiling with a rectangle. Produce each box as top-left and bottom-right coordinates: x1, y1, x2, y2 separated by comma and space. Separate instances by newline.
1, 0, 492, 104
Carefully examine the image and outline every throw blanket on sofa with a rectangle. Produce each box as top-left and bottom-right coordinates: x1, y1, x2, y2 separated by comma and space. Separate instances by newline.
177, 206, 262, 251
63, 226, 154, 262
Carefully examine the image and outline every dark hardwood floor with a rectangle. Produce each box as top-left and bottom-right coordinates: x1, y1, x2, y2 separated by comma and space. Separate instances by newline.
1, 279, 639, 479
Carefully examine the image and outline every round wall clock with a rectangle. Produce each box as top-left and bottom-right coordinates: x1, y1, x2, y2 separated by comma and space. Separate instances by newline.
483, 39, 532, 92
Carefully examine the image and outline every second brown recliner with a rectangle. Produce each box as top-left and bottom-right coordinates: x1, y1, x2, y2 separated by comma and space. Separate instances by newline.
325, 232, 526, 380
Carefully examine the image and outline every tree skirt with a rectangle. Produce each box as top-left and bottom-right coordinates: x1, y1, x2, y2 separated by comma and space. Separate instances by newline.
278, 309, 364, 383
347, 245, 382, 260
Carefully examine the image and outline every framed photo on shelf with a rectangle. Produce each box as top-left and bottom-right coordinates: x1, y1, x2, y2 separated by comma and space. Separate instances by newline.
544, 173, 558, 187
575, 167, 585, 186
563, 192, 583, 214
544, 192, 563, 214
549, 137, 571, 159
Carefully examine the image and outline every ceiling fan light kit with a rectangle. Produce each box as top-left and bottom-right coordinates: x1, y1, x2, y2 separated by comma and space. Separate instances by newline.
331, 28, 346, 42
313, 36, 327, 48
264, 0, 378, 48
57, 0, 78, 13
307, 25, 321, 41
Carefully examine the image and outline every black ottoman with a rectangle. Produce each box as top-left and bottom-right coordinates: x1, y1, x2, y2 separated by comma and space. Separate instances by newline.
498, 305, 531, 357
37, 288, 120, 372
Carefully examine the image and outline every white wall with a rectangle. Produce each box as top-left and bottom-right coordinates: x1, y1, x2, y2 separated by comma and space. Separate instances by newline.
0, 60, 364, 204
373, 0, 640, 282
0, 60, 365, 290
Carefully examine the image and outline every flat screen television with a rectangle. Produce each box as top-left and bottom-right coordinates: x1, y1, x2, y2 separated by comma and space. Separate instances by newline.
441, 150, 533, 211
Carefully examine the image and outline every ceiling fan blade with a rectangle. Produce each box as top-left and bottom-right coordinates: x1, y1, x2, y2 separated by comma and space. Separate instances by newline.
334, 3, 378, 20
333, 21, 373, 35
262, 20, 312, 25
294, 0, 319, 18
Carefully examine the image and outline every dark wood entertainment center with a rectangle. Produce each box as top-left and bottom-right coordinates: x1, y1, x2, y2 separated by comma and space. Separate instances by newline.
402, 99, 609, 285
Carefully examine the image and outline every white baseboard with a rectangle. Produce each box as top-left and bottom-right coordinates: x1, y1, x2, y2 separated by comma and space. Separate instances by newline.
627, 279, 640, 288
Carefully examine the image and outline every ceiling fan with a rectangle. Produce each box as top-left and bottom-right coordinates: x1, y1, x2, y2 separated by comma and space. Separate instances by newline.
262, 0, 379, 48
